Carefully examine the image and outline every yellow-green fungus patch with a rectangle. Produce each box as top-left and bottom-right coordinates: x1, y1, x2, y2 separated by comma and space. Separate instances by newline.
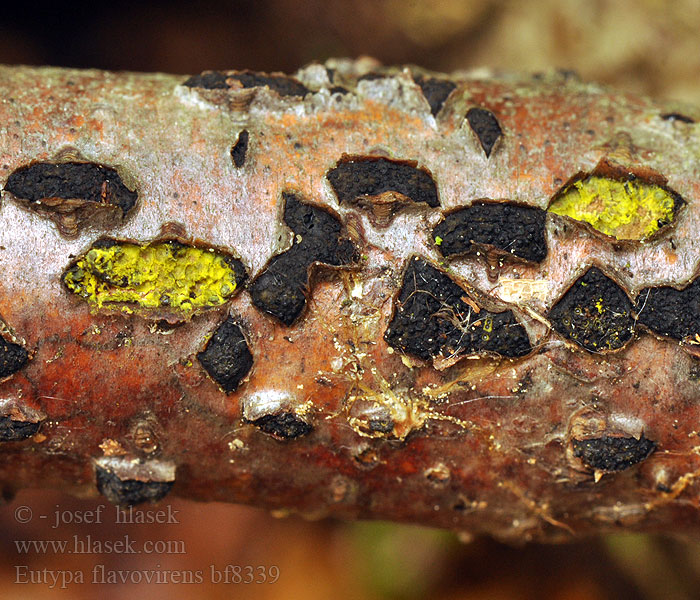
63, 239, 246, 313
548, 175, 679, 240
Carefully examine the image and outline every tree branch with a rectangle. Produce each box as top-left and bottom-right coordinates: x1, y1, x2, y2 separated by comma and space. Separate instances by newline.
0, 61, 699, 542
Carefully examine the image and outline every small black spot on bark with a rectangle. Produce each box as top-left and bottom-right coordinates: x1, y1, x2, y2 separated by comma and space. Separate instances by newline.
635, 278, 700, 342
452, 498, 467, 511
249, 412, 312, 439
0, 416, 40, 442
183, 70, 310, 98
0, 337, 28, 379
197, 318, 253, 393
357, 73, 386, 82
556, 68, 580, 81
249, 193, 357, 325
413, 75, 457, 116
231, 130, 249, 168
384, 257, 531, 361
4, 162, 137, 237
572, 434, 656, 472
327, 156, 439, 207
92, 238, 119, 250
433, 201, 547, 263
95, 465, 173, 506
466, 107, 503, 157
368, 417, 394, 433
660, 112, 695, 124
548, 268, 634, 352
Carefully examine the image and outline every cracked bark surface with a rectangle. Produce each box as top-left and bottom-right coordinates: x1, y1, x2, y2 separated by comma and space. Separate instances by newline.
2, 60, 700, 542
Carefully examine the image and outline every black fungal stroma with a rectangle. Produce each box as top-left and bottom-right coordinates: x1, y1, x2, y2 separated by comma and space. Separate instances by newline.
548, 267, 634, 352
4, 161, 138, 237
660, 112, 695, 124
95, 465, 173, 507
0, 416, 40, 442
5, 162, 137, 215
635, 277, 700, 342
0, 337, 28, 379
384, 256, 532, 361
572, 435, 656, 472
433, 201, 547, 263
197, 318, 253, 393
327, 156, 439, 208
183, 70, 310, 98
466, 107, 503, 158
413, 75, 457, 116
248, 192, 357, 325
248, 413, 313, 439
230, 130, 249, 168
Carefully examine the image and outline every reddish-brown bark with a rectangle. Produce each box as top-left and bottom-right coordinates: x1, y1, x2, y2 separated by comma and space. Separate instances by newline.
1, 60, 700, 542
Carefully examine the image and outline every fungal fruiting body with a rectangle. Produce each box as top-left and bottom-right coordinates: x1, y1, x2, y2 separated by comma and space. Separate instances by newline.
548, 174, 680, 240
63, 240, 245, 314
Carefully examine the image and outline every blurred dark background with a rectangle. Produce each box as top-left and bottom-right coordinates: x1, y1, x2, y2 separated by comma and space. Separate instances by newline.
3, 0, 700, 102
3, 1, 700, 598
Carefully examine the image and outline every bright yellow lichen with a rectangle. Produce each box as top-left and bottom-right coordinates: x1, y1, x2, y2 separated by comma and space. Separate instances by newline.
63, 240, 240, 312
548, 176, 678, 240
